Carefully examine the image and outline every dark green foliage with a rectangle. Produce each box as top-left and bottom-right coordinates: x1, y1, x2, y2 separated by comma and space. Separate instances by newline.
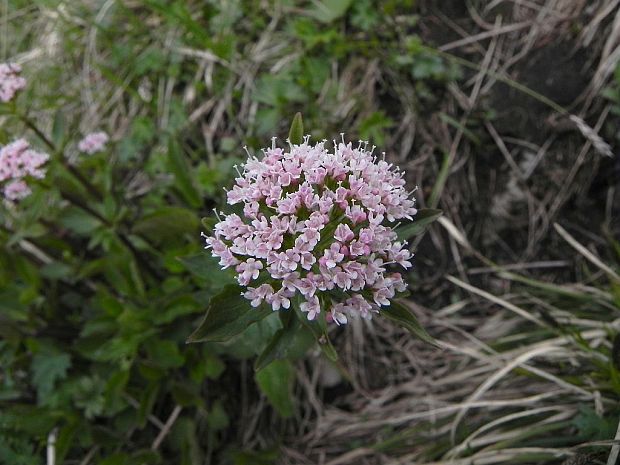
288, 112, 304, 145
0, 1, 449, 463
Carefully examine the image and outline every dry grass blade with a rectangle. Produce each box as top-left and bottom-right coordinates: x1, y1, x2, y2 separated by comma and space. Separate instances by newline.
608, 418, 620, 465
446, 275, 544, 326
569, 115, 614, 157
554, 223, 620, 282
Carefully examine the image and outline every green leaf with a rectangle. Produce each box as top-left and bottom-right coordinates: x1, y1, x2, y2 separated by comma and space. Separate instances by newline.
177, 253, 230, 282
40, 261, 73, 280
100, 453, 132, 465
255, 360, 295, 418
308, 0, 353, 23
204, 352, 226, 379
201, 216, 217, 232
59, 206, 102, 235
187, 285, 272, 343
133, 206, 199, 245
167, 138, 201, 208
144, 339, 185, 368
254, 311, 299, 372
171, 381, 203, 408
394, 208, 443, 241
31, 352, 71, 403
288, 112, 304, 145
207, 400, 230, 431
381, 300, 437, 346
137, 382, 159, 428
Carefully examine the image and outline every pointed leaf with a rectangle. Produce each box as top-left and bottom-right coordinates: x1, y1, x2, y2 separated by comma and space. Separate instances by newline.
31, 352, 71, 403
381, 300, 437, 346
167, 138, 201, 208
395, 208, 443, 241
288, 112, 304, 145
177, 253, 231, 282
133, 206, 199, 244
254, 311, 300, 371
255, 360, 295, 418
187, 285, 272, 343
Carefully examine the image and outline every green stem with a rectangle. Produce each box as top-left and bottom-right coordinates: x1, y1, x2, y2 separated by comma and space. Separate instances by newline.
17, 113, 103, 200
59, 189, 162, 280
12, 112, 162, 281
17, 113, 56, 151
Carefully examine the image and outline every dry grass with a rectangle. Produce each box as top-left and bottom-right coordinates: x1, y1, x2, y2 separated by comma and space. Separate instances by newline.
277, 1, 619, 464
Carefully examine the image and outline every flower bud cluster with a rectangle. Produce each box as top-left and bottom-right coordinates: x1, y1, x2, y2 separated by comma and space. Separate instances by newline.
0, 139, 49, 200
0, 63, 26, 103
78, 132, 109, 154
204, 138, 417, 324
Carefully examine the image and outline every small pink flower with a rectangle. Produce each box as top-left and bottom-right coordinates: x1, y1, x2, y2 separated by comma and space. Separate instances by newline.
334, 224, 354, 243
0, 63, 26, 102
244, 284, 274, 307
294, 276, 317, 297
321, 243, 345, 269
328, 303, 348, 325
298, 228, 320, 248
78, 132, 109, 154
218, 249, 239, 269
236, 258, 263, 285
277, 196, 300, 214
345, 204, 367, 224
0, 139, 48, 201
3, 179, 31, 200
389, 242, 413, 268
299, 251, 316, 270
300, 296, 320, 320
305, 211, 328, 230
348, 240, 368, 257
267, 289, 292, 311
372, 287, 392, 307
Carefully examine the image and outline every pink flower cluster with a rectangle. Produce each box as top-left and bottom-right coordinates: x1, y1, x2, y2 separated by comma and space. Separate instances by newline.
78, 131, 109, 154
0, 139, 49, 200
0, 63, 26, 103
203, 138, 417, 324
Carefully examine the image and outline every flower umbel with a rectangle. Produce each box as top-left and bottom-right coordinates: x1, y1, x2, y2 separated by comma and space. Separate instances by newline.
78, 131, 109, 154
0, 139, 49, 200
0, 63, 26, 103
203, 137, 417, 324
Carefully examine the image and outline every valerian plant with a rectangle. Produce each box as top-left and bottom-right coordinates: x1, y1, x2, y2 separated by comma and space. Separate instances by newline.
190, 113, 441, 371
1, 2, 451, 462
0, 59, 250, 462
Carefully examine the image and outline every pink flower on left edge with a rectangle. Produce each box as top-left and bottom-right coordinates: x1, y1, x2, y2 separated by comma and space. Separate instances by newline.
0, 63, 26, 103
78, 132, 109, 154
0, 139, 49, 201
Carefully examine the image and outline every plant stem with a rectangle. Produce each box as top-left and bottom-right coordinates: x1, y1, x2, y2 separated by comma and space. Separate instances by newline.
15, 112, 162, 280
17, 113, 103, 200
60, 189, 163, 280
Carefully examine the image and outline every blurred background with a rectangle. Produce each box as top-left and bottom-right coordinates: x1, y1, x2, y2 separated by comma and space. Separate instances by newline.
1, 1, 620, 464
